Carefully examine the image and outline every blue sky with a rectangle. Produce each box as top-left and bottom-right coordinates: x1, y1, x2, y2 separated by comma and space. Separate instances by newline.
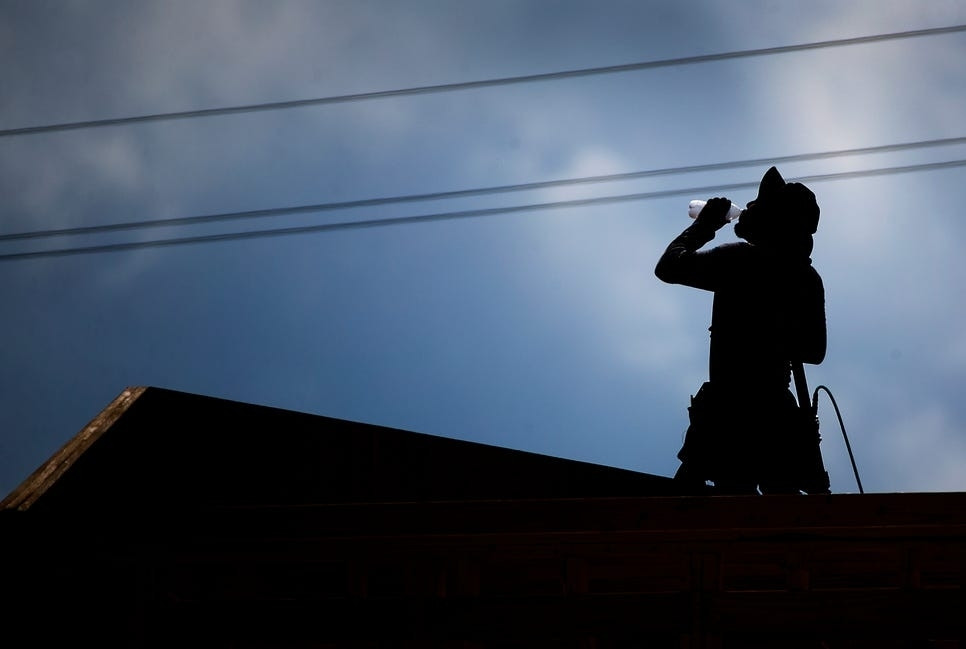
3, 0, 966, 497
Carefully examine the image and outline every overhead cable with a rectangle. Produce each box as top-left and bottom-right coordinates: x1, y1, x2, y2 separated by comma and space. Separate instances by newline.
2, 158, 964, 262
3, 135, 965, 242
2, 24, 965, 138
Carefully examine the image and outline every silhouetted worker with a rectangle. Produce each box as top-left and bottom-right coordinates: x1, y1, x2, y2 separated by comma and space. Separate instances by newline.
655, 167, 826, 494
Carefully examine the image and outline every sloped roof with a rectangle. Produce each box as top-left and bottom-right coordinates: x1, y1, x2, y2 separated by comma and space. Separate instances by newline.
1, 386, 679, 514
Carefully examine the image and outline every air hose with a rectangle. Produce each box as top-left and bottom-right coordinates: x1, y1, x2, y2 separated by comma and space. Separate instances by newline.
813, 385, 863, 494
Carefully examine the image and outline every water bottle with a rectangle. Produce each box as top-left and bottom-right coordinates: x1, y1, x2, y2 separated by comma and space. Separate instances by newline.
688, 199, 743, 222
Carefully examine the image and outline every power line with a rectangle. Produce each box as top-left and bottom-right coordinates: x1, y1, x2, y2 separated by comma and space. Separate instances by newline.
4, 135, 965, 242
3, 24, 964, 138
2, 158, 964, 262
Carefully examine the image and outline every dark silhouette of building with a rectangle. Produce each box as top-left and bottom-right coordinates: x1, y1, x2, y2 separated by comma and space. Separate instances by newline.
2, 386, 965, 647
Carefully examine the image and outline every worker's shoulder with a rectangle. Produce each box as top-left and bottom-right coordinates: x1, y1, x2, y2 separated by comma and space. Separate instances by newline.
708, 241, 753, 260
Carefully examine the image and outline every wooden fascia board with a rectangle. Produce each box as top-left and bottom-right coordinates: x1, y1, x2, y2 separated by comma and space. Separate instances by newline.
0, 387, 146, 512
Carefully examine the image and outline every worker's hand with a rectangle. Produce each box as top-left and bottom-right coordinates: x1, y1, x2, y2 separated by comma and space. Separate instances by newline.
694, 197, 732, 231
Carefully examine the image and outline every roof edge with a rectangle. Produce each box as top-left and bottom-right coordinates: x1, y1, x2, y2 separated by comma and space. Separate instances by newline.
0, 387, 147, 511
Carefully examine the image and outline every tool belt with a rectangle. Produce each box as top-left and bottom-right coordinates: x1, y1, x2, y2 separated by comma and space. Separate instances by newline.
677, 381, 829, 494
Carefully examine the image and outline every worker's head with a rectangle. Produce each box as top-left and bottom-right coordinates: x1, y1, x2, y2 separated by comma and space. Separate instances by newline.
735, 167, 819, 254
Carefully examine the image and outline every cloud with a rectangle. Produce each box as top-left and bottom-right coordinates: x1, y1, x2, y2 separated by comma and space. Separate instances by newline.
509, 144, 710, 396
877, 402, 966, 492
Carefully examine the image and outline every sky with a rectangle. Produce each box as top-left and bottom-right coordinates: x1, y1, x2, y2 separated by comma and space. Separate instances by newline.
2, 0, 966, 498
